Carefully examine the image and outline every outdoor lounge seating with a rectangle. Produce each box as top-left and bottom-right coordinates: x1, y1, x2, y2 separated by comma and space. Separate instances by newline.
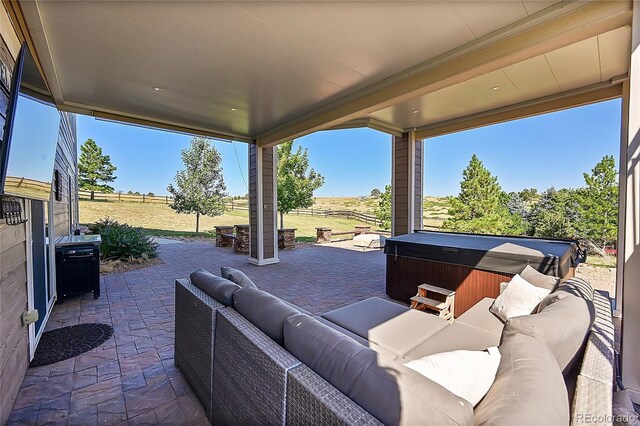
175, 267, 614, 425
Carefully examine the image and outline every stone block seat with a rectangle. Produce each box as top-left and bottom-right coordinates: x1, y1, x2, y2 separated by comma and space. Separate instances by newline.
175, 266, 615, 425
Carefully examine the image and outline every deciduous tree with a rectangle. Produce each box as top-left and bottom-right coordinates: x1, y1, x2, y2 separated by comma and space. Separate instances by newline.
78, 138, 117, 199
167, 136, 227, 234
277, 140, 324, 228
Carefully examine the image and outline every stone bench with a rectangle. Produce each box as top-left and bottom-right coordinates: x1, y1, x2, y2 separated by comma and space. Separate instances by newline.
315, 226, 372, 243
278, 228, 297, 250
214, 226, 236, 247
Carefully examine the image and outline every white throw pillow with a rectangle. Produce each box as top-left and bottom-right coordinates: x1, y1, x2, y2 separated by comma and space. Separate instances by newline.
490, 274, 551, 322
405, 347, 501, 406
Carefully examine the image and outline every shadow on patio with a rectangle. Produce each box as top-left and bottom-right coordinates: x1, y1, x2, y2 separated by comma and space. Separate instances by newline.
7, 242, 387, 425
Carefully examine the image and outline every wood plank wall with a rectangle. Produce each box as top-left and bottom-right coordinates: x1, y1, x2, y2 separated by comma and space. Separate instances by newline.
261, 147, 275, 260
414, 139, 423, 230
393, 133, 409, 235
249, 144, 258, 258
393, 133, 423, 235
248, 144, 277, 261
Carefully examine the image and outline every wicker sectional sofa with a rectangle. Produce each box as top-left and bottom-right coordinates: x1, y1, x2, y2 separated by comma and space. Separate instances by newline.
175, 269, 614, 425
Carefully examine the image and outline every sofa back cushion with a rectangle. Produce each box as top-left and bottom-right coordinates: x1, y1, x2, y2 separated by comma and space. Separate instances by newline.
520, 264, 560, 290
474, 333, 569, 425
190, 268, 240, 306
503, 292, 595, 374
284, 314, 474, 425
554, 277, 594, 301
233, 287, 300, 346
220, 266, 258, 289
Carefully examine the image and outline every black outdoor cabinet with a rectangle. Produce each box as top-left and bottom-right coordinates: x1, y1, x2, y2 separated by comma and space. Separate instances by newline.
55, 244, 100, 302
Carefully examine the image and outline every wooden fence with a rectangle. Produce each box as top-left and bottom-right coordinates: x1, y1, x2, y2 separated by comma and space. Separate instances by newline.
79, 190, 382, 225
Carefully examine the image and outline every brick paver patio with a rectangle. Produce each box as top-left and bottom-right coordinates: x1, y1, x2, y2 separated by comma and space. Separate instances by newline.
7, 241, 386, 425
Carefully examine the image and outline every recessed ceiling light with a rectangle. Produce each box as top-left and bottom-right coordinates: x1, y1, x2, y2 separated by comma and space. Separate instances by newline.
231, 107, 237, 111
152, 86, 162, 91
413, 109, 419, 114
491, 86, 500, 91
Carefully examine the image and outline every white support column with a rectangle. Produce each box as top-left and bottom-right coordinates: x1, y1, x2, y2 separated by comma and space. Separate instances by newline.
248, 143, 279, 266
620, 0, 640, 395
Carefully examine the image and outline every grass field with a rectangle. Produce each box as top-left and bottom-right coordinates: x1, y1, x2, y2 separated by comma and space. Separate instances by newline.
79, 199, 382, 239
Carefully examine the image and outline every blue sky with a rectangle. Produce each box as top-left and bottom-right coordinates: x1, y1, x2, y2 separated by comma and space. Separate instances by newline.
77, 98, 621, 197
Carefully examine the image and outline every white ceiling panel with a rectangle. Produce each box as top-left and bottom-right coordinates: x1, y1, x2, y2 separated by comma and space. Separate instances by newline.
544, 37, 601, 91
522, 1, 560, 16
19, 0, 626, 140
449, 1, 528, 38
465, 70, 526, 105
598, 26, 632, 81
368, 28, 629, 131
502, 56, 560, 100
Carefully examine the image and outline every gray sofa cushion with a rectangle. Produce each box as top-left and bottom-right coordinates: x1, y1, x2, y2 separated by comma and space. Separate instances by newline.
555, 277, 594, 301
313, 316, 371, 347
321, 297, 447, 356
321, 297, 410, 339
455, 297, 504, 336
233, 287, 300, 346
404, 322, 501, 360
520, 264, 560, 290
284, 314, 474, 425
190, 268, 240, 306
503, 293, 596, 374
474, 333, 569, 425
220, 266, 258, 289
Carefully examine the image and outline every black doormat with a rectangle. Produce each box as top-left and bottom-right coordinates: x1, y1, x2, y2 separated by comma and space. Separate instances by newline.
29, 323, 114, 367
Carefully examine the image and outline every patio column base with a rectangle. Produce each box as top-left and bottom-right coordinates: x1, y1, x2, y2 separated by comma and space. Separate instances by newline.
248, 257, 280, 266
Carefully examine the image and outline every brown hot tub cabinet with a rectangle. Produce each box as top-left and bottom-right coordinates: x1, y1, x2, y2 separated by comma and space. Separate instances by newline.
384, 231, 583, 316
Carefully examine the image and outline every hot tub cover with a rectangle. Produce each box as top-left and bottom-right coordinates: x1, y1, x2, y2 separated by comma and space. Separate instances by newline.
384, 231, 582, 277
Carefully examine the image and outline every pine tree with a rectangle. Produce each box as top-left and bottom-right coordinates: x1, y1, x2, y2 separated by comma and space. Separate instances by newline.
375, 185, 392, 229
529, 187, 578, 238
167, 136, 227, 234
277, 141, 324, 228
78, 139, 117, 199
444, 155, 521, 234
576, 155, 618, 248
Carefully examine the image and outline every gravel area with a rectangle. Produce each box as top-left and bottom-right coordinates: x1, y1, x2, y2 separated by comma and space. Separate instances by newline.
575, 263, 616, 295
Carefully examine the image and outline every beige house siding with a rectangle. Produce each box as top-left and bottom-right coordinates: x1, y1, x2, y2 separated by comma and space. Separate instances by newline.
261, 147, 275, 259
52, 112, 78, 238
248, 144, 258, 258
0, 214, 29, 424
414, 139, 423, 230
393, 133, 409, 236
0, 15, 78, 421
393, 133, 422, 236
0, 21, 28, 424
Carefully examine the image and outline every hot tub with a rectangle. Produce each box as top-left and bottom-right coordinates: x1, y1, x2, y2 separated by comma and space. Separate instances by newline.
384, 231, 583, 316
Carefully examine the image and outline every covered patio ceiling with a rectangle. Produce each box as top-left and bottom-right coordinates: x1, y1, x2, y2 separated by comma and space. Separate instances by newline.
8, 1, 632, 144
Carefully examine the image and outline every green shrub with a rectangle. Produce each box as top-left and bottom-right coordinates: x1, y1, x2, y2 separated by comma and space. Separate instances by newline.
88, 218, 159, 261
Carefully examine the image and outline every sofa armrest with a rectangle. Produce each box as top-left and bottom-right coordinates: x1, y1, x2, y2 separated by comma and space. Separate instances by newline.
213, 307, 301, 425
571, 290, 615, 425
287, 364, 383, 426
174, 278, 224, 420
